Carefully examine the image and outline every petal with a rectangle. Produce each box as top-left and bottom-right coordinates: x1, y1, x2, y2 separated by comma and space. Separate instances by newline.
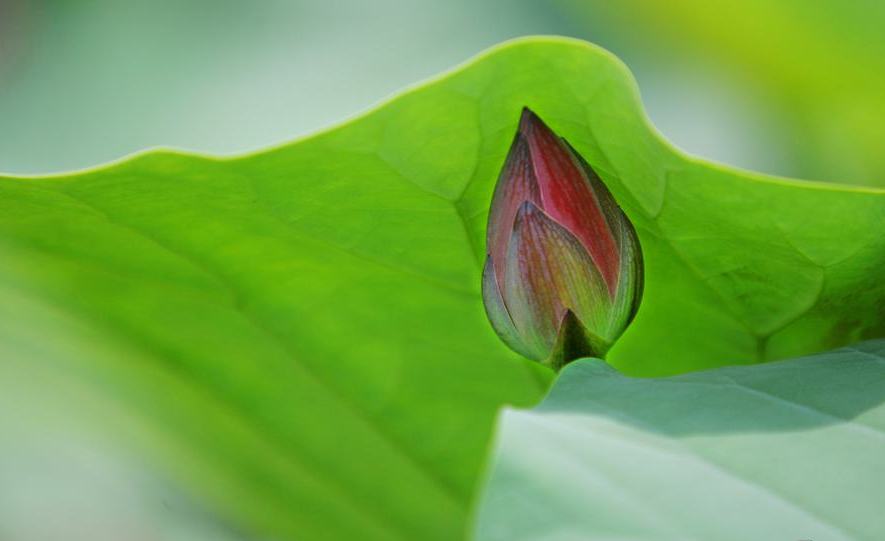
502, 202, 612, 361
481, 256, 534, 359
565, 139, 644, 332
486, 131, 541, 287
609, 204, 644, 334
519, 108, 621, 295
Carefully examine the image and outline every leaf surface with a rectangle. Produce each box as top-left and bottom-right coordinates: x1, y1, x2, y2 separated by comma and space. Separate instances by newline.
474, 340, 885, 541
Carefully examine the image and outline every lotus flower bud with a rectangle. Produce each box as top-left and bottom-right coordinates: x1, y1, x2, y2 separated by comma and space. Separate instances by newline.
482, 108, 643, 369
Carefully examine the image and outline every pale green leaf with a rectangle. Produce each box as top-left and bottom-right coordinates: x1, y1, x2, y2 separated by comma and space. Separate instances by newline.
475, 340, 885, 540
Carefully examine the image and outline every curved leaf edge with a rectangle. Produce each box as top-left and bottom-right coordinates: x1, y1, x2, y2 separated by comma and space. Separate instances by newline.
3, 36, 883, 198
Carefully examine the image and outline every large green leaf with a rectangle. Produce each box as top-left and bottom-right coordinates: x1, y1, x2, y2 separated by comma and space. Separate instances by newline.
1, 37, 884, 539
474, 339, 885, 540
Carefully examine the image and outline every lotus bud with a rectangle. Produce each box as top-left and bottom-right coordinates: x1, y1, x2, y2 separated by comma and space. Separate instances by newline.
482, 108, 643, 369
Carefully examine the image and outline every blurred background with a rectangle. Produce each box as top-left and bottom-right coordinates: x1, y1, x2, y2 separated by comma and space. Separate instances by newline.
2, 0, 883, 185
1, 1, 884, 539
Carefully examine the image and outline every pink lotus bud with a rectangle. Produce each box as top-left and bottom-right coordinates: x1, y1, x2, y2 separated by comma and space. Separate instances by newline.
482, 108, 643, 369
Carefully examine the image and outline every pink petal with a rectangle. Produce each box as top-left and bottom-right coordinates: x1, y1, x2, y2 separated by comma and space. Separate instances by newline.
502, 201, 612, 361
481, 256, 534, 359
486, 132, 541, 288
519, 108, 621, 295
